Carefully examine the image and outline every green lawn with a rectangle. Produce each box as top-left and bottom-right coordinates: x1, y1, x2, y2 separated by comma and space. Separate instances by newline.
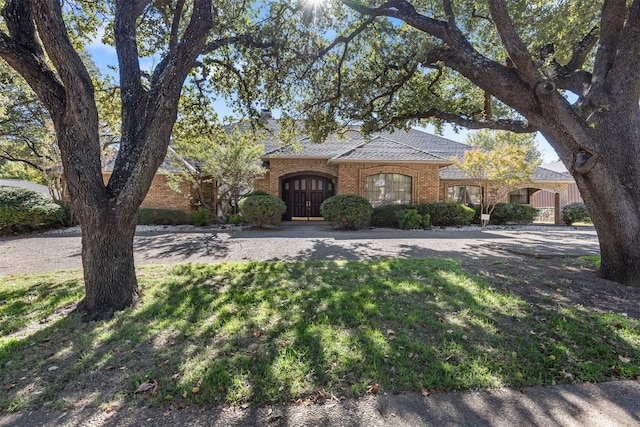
0, 258, 638, 411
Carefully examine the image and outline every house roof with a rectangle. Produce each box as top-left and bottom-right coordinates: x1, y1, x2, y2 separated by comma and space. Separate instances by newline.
440, 165, 575, 182
261, 124, 574, 183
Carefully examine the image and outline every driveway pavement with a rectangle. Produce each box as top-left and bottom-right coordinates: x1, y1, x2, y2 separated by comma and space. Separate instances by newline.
0, 222, 600, 275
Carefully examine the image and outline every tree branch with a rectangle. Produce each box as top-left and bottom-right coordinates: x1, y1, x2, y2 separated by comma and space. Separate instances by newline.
592, 0, 625, 86
606, 0, 640, 103
387, 108, 537, 134
487, 0, 538, 86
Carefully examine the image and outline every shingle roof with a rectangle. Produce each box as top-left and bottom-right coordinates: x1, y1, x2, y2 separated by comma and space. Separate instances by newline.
331, 136, 449, 162
440, 165, 575, 182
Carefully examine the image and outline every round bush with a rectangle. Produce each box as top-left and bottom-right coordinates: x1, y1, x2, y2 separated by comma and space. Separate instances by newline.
562, 202, 591, 225
0, 186, 66, 234
490, 203, 538, 225
320, 195, 372, 230
227, 213, 244, 225
397, 209, 423, 230
416, 202, 475, 226
238, 194, 286, 228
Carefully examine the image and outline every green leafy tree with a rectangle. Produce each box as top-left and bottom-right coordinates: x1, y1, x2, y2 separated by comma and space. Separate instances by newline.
466, 130, 541, 164
169, 123, 266, 223
455, 140, 540, 225
292, 0, 640, 285
0, 0, 299, 319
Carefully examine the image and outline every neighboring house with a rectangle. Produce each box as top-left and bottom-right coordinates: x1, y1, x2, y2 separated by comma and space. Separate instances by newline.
251, 124, 576, 224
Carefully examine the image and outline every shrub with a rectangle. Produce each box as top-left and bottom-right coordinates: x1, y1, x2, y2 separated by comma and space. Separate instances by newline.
245, 190, 270, 198
423, 213, 431, 228
397, 209, 423, 230
137, 208, 189, 225
562, 202, 591, 225
238, 194, 286, 227
416, 202, 475, 226
227, 213, 244, 225
0, 186, 66, 235
490, 203, 538, 225
320, 195, 372, 230
370, 204, 412, 228
189, 207, 211, 226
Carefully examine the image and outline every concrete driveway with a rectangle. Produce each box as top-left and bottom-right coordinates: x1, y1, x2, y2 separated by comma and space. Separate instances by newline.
0, 222, 599, 276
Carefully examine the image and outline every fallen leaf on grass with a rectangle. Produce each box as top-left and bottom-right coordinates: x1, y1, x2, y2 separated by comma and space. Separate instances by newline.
171, 372, 181, 380
135, 380, 158, 394
619, 355, 631, 364
192, 387, 200, 394
4, 384, 16, 391
421, 388, 430, 397
182, 391, 188, 399
548, 355, 556, 361
386, 329, 395, 335
253, 330, 261, 338
366, 384, 380, 394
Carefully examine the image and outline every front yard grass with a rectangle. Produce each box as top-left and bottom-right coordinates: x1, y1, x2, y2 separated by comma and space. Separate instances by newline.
0, 258, 638, 411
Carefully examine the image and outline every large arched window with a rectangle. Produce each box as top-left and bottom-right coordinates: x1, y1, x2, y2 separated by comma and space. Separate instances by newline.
365, 173, 412, 206
447, 185, 482, 206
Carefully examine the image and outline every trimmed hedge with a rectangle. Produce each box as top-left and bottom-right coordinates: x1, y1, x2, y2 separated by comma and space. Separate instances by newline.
320, 195, 372, 230
238, 194, 286, 228
562, 202, 591, 225
0, 186, 66, 235
137, 208, 190, 225
416, 202, 475, 226
370, 204, 412, 228
189, 207, 210, 226
397, 209, 423, 230
489, 203, 538, 225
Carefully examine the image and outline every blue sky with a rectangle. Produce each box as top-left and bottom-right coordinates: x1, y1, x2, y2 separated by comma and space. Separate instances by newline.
87, 42, 559, 164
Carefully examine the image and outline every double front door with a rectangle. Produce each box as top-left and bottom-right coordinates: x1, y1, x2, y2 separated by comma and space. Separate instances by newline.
282, 175, 335, 220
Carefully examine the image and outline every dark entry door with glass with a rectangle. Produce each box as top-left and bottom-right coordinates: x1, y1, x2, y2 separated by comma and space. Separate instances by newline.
282, 175, 334, 220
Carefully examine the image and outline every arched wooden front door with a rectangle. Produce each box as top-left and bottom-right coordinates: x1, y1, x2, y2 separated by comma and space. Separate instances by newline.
281, 175, 335, 220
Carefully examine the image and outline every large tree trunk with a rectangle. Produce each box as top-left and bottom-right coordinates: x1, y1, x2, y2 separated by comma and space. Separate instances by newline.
75, 208, 139, 320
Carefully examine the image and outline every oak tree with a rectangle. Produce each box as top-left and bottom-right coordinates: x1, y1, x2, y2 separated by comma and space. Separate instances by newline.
0, 0, 295, 318
295, 0, 640, 285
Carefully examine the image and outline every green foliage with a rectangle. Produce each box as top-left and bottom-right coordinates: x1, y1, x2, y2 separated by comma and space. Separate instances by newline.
227, 213, 244, 225
562, 203, 592, 225
0, 186, 65, 235
423, 213, 431, 228
397, 208, 423, 230
137, 208, 189, 225
245, 190, 270, 198
320, 195, 372, 230
370, 204, 412, 228
238, 194, 286, 228
417, 202, 475, 226
466, 130, 542, 164
489, 203, 539, 225
189, 208, 211, 226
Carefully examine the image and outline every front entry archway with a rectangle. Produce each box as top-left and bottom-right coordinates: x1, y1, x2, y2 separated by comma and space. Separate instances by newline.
282, 175, 335, 220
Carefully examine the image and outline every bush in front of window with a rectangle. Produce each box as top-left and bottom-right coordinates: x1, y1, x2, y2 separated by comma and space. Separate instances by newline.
370, 204, 412, 228
238, 194, 286, 228
562, 202, 591, 225
397, 209, 423, 230
490, 203, 538, 225
416, 202, 475, 226
320, 195, 373, 230
138, 208, 190, 225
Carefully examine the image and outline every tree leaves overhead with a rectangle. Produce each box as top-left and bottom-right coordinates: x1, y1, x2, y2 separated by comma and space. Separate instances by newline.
289, 0, 602, 139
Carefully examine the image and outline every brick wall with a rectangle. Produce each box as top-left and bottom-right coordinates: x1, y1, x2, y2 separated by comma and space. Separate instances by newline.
101, 172, 193, 212
257, 158, 339, 197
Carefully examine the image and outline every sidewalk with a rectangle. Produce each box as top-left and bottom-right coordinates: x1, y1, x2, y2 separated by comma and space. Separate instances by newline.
2, 380, 639, 426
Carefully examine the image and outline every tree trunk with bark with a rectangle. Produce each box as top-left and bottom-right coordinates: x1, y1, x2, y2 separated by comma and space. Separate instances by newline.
0, 0, 214, 318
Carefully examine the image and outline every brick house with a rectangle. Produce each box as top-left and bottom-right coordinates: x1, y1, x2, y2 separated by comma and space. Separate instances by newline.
251, 126, 576, 224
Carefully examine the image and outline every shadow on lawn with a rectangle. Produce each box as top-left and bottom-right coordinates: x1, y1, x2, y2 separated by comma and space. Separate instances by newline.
0, 259, 638, 427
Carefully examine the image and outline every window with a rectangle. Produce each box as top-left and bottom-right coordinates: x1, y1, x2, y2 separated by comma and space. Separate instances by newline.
365, 173, 412, 207
447, 186, 482, 206
509, 188, 530, 204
